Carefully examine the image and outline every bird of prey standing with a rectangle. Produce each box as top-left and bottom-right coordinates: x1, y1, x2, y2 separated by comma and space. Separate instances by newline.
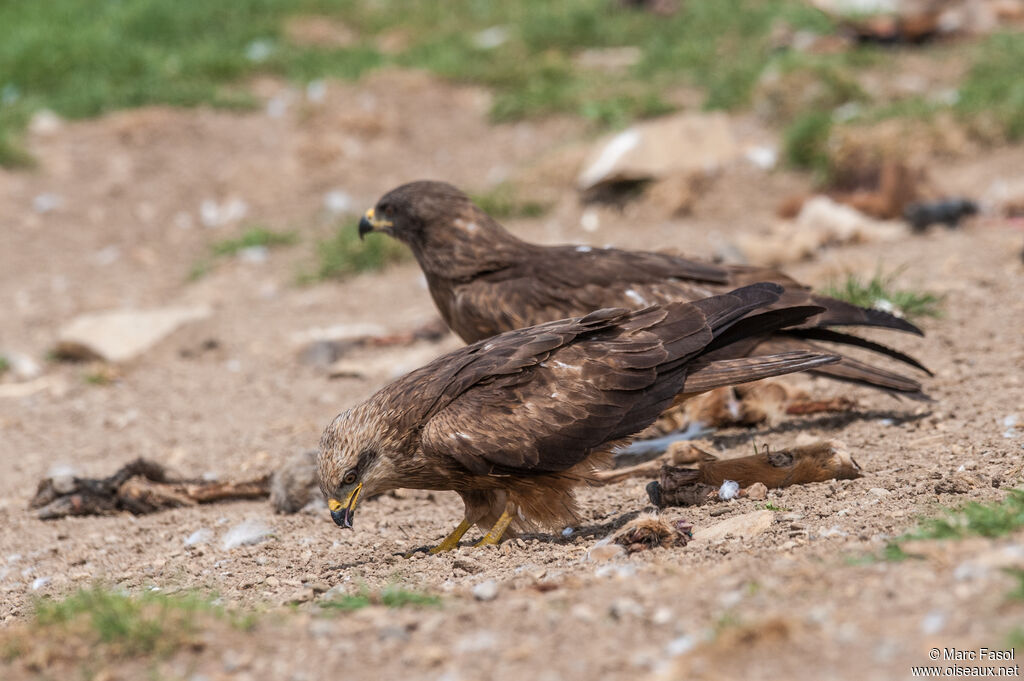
319, 283, 839, 551
358, 181, 930, 397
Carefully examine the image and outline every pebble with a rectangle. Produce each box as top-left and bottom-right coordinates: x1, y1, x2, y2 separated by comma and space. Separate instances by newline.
33, 193, 62, 214
221, 520, 273, 550
744, 482, 768, 500
586, 543, 626, 563
472, 580, 498, 601
921, 610, 947, 635
185, 528, 213, 547
665, 635, 696, 656
323, 190, 353, 215
609, 598, 644, 619
869, 488, 891, 497
264, 576, 280, 587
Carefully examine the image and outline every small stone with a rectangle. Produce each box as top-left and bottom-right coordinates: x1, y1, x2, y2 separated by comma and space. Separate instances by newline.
33, 193, 63, 214
665, 635, 696, 656
323, 190, 353, 215
743, 482, 768, 501
472, 580, 498, 601
609, 598, 644, 620
184, 528, 213, 547
586, 543, 626, 563
221, 520, 273, 550
868, 487, 891, 497
264, 576, 280, 588
692, 510, 775, 543
56, 305, 212, 362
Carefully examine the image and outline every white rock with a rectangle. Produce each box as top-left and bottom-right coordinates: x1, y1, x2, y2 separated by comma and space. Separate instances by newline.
455, 630, 498, 653
221, 520, 273, 550
472, 26, 509, 49
609, 598, 644, 619
745, 145, 778, 170
4, 352, 42, 380
185, 528, 213, 547
31, 577, 51, 590
33, 193, 62, 214
796, 196, 905, 244
586, 542, 626, 563
692, 510, 775, 543
237, 245, 268, 264
921, 610, 946, 635
56, 305, 212, 362
577, 112, 741, 191
665, 635, 696, 656
472, 580, 498, 601
306, 80, 327, 102
28, 110, 63, 136
290, 322, 387, 346
323, 190, 353, 215
245, 39, 274, 62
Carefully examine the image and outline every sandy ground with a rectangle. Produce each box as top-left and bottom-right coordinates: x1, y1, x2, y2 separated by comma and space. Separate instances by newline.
1, 71, 1023, 681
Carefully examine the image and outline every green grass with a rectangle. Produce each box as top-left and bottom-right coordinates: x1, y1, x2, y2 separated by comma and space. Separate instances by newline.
1006, 568, 1024, 601
0, 0, 837, 166
470, 183, 549, 220
856, 489, 1024, 564
823, 270, 943, 321
783, 110, 833, 174
210, 226, 298, 257
29, 587, 216, 658
83, 370, 114, 386
912, 489, 1024, 541
5, 1, 1024, 174
956, 32, 1024, 140
0, 355, 9, 375
300, 220, 408, 282
319, 585, 440, 612
189, 225, 298, 280
761, 502, 789, 512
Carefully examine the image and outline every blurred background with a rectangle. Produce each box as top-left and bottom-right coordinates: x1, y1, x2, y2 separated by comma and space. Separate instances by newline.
2, 2, 1023, 680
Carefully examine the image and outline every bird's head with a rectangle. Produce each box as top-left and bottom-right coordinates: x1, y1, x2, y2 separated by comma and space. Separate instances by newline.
316, 405, 401, 529
357, 180, 523, 276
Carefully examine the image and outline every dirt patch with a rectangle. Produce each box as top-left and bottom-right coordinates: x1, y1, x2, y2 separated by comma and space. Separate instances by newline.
1, 69, 1023, 680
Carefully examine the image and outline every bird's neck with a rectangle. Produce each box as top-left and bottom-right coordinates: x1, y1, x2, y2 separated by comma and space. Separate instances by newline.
411, 217, 530, 282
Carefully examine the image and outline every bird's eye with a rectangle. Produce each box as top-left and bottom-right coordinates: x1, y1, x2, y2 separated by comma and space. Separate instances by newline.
379, 203, 391, 216
342, 469, 357, 485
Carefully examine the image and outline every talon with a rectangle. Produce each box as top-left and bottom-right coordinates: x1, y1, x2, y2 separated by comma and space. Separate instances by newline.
473, 509, 513, 547
406, 519, 473, 556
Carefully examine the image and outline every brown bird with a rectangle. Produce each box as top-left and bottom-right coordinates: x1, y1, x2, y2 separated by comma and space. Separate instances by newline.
318, 283, 839, 551
358, 181, 930, 397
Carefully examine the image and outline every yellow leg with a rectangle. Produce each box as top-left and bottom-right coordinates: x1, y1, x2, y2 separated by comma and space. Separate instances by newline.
474, 510, 513, 547
428, 519, 473, 554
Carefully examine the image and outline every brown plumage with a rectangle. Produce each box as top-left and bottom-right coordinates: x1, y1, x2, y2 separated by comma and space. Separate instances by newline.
358, 180, 931, 398
318, 283, 839, 550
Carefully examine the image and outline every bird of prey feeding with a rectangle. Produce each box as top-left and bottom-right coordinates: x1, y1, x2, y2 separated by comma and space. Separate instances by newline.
318, 283, 839, 551
358, 181, 930, 397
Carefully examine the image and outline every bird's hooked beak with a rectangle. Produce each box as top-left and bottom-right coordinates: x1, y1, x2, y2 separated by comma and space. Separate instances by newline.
358, 208, 392, 240
327, 483, 363, 529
